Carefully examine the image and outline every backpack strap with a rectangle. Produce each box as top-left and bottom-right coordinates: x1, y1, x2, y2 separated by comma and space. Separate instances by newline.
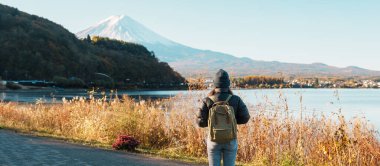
209, 95, 232, 103
225, 95, 232, 102
208, 95, 217, 103
209, 95, 232, 107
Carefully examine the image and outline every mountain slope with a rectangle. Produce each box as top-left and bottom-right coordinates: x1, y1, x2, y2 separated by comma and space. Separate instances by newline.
0, 4, 185, 87
77, 15, 380, 77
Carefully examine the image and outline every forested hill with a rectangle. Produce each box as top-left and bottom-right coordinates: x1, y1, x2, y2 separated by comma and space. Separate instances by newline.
0, 4, 185, 87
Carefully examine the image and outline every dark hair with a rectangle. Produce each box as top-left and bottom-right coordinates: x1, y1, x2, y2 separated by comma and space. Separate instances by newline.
208, 88, 233, 96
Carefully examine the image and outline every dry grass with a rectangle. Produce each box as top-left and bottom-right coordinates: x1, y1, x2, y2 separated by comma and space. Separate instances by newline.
0, 90, 379, 165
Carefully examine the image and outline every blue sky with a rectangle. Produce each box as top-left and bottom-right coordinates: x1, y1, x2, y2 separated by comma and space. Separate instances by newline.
2, 0, 380, 70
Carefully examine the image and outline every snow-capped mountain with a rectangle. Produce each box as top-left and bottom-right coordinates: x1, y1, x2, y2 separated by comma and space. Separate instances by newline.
76, 15, 380, 77
77, 15, 176, 46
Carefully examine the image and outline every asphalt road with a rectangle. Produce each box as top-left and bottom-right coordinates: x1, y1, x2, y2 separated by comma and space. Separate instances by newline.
0, 130, 201, 166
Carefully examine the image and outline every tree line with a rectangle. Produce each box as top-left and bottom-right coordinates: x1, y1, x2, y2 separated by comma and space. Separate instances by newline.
232, 76, 286, 88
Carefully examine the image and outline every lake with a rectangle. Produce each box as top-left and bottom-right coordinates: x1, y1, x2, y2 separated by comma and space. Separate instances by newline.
1, 88, 379, 130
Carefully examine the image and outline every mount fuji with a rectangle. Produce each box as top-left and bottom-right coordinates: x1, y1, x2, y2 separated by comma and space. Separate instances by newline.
77, 15, 176, 46
77, 15, 380, 77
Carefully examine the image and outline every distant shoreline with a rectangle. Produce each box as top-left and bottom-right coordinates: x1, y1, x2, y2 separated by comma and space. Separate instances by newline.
1, 86, 380, 92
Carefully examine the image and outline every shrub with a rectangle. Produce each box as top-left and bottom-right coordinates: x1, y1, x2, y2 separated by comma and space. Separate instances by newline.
112, 135, 140, 151
53, 76, 85, 88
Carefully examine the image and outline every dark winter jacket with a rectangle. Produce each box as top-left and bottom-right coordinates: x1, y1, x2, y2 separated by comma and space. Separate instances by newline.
197, 89, 251, 127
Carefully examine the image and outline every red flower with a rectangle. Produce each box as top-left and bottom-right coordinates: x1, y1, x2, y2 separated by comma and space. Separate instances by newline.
112, 135, 140, 151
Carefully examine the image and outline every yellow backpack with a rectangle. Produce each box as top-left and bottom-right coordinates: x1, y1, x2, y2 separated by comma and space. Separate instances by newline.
208, 95, 237, 143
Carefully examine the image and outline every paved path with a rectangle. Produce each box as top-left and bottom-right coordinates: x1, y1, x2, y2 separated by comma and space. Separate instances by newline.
0, 130, 202, 166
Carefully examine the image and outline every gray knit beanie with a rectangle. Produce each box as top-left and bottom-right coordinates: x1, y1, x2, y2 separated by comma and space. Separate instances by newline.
213, 69, 230, 88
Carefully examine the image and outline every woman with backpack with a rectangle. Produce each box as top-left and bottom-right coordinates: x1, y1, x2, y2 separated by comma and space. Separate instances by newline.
197, 69, 251, 166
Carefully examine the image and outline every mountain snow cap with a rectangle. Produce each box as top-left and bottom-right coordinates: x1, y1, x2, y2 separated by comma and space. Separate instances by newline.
76, 15, 176, 46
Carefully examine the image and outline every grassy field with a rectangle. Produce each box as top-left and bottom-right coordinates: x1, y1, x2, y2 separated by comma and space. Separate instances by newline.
0, 91, 379, 165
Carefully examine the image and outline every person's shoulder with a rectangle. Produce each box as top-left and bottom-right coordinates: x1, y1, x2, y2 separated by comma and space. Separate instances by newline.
202, 96, 212, 103
230, 94, 241, 99
230, 94, 243, 102
201, 96, 214, 108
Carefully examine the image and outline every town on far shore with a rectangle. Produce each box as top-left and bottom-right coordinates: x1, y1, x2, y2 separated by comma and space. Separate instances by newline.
2, 75, 380, 90
189, 76, 380, 90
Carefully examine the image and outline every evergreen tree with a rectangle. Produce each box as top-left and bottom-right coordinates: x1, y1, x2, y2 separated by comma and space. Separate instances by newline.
86, 34, 91, 43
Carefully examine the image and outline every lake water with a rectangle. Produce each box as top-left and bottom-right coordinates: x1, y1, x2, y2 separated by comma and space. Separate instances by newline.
1, 88, 380, 130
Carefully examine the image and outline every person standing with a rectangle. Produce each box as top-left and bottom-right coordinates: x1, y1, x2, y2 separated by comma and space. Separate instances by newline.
197, 69, 251, 166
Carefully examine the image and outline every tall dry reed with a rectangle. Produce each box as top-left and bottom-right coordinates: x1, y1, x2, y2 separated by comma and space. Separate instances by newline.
0, 91, 379, 165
